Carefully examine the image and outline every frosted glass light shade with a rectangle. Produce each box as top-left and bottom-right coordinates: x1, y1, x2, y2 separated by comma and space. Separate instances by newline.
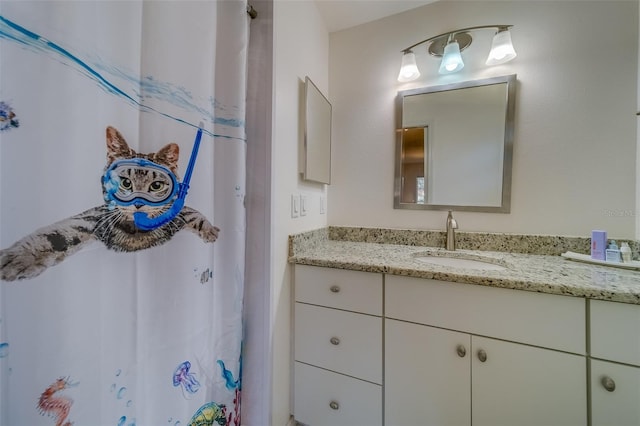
486, 30, 517, 65
397, 51, 420, 82
438, 41, 464, 74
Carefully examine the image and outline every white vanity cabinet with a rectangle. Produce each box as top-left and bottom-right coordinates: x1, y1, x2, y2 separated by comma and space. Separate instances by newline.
385, 275, 587, 426
293, 265, 383, 426
292, 265, 640, 426
589, 300, 640, 426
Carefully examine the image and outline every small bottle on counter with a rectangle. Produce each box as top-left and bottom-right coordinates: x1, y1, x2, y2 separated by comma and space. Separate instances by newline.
620, 242, 632, 262
591, 230, 607, 260
605, 240, 621, 263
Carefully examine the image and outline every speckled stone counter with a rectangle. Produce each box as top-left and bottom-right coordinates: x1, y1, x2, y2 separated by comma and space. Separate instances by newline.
289, 227, 640, 305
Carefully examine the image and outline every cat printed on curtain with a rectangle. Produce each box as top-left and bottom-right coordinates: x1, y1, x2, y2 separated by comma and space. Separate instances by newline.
0, 126, 219, 281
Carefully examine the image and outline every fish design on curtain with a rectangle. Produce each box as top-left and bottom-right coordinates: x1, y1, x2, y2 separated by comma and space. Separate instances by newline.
1, 125, 220, 281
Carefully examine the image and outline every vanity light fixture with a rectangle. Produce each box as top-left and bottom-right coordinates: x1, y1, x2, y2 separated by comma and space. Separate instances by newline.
397, 25, 516, 82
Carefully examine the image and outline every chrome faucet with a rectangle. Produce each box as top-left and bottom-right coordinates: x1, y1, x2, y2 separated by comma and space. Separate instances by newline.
446, 210, 458, 251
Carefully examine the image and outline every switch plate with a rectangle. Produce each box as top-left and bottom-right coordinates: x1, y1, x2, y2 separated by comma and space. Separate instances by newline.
300, 195, 308, 216
291, 194, 300, 218
320, 195, 326, 214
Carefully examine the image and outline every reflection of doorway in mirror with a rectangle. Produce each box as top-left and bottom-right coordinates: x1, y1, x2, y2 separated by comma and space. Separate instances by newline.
400, 127, 426, 204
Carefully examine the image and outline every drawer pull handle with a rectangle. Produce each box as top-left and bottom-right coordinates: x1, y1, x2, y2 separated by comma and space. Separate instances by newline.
330, 337, 341, 345
330, 285, 341, 293
601, 376, 616, 392
477, 349, 487, 363
456, 344, 466, 358
329, 401, 340, 410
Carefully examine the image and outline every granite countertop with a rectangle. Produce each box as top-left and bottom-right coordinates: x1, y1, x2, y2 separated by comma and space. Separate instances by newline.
289, 228, 640, 305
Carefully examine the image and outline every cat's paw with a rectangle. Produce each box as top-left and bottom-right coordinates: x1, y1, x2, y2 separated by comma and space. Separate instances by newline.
181, 207, 220, 243
200, 225, 220, 243
0, 247, 49, 281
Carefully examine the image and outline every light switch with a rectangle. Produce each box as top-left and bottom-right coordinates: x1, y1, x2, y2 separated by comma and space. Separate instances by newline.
320, 195, 326, 214
291, 194, 300, 218
300, 195, 308, 216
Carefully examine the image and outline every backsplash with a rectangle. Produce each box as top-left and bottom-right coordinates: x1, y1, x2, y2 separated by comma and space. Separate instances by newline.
289, 226, 639, 258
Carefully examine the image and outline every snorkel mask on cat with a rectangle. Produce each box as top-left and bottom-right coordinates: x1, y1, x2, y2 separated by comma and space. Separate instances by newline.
103, 159, 179, 207
102, 123, 204, 231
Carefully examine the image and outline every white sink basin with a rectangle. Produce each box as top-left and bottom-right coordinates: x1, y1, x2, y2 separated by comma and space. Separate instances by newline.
415, 255, 507, 271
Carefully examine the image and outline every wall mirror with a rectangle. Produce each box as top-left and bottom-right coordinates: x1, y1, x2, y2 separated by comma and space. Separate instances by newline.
395, 74, 516, 212
302, 76, 332, 184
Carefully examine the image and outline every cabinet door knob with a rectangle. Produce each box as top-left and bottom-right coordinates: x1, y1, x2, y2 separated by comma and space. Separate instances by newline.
330, 337, 341, 345
601, 376, 616, 392
330, 285, 341, 293
456, 344, 467, 358
477, 349, 487, 362
329, 401, 340, 410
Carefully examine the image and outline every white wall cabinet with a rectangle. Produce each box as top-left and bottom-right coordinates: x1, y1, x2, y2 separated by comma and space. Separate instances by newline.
590, 300, 640, 425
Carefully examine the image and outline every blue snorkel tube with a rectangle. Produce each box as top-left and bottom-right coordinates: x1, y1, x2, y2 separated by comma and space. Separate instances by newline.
133, 123, 204, 231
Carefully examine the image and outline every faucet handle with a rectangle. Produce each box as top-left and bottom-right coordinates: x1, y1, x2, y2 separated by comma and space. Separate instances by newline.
446, 211, 457, 251
447, 211, 458, 228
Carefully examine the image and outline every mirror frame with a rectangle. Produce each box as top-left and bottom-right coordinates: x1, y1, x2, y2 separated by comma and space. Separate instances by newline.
302, 76, 332, 184
394, 74, 516, 213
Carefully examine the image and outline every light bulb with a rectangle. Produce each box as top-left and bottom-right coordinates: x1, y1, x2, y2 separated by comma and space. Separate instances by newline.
397, 51, 420, 82
438, 41, 464, 74
486, 29, 517, 65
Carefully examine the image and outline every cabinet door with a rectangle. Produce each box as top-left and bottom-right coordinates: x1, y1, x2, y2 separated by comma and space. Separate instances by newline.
472, 336, 587, 426
591, 359, 640, 426
385, 319, 471, 426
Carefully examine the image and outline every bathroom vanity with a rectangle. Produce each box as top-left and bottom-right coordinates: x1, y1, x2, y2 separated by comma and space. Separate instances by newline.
289, 228, 640, 426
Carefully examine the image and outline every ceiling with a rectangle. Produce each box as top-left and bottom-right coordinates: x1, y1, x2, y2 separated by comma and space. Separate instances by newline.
315, 0, 437, 33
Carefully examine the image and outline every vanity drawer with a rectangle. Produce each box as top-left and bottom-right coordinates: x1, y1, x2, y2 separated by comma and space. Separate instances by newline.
295, 303, 382, 384
385, 275, 585, 354
295, 265, 382, 315
590, 300, 640, 366
294, 362, 382, 426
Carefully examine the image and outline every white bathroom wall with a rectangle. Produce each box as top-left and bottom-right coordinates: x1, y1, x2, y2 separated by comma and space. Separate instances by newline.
329, 0, 638, 239
271, 0, 329, 424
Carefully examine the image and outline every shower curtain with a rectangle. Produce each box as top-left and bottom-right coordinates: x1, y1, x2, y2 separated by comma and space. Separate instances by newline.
0, 1, 247, 425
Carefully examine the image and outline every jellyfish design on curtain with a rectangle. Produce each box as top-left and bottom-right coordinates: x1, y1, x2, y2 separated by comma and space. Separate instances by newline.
0, 1, 247, 425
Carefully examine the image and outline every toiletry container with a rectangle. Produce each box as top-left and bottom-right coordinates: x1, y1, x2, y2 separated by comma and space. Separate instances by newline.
591, 230, 607, 260
605, 241, 621, 263
620, 242, 632, 262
